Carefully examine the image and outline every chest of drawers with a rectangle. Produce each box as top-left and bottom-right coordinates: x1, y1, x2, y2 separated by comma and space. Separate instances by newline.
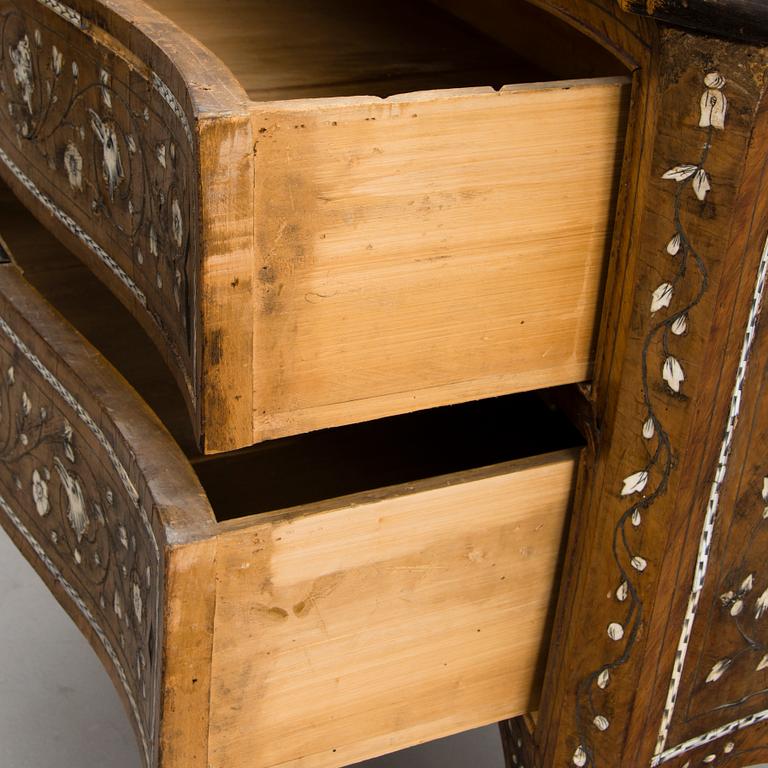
1, 1, 768, 768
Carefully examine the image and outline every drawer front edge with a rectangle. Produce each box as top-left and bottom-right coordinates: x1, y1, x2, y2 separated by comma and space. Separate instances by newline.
0, 263, 216, 767
209, 450, 578, 768
0, 0, 255, 451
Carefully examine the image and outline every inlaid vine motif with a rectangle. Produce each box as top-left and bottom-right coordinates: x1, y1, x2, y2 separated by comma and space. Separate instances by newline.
705, 477, 768, 689
502, 719, 536, 768
0, 0, 198, 403
571, 72, 728, 768
669, 738, 737, 768
0, 315, 160, 768
657, 724, 768, 768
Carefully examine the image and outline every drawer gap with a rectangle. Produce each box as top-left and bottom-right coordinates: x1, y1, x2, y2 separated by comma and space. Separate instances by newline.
194, 389, 584, 522
0, 181, 585, 525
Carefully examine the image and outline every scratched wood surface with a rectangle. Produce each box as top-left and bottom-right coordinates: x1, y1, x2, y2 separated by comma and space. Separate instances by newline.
207, 451, 577, 768
9, 1, 768, 767
0, 179, 587, 768
0, 0, 253, 453
248, 77, 628, 442
429, 1, 768, 767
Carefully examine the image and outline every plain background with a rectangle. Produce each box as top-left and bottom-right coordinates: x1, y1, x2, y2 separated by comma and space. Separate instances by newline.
0, 528, 505, 768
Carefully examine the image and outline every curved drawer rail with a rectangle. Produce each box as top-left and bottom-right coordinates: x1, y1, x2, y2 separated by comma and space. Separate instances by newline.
0, 262, 215, 767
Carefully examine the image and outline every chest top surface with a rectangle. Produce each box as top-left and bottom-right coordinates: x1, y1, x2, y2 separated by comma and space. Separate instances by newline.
618, 0, 768, 42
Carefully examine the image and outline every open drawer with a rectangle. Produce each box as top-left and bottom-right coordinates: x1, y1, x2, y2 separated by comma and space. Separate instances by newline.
0, 0, 629, 452
0, 182, 582, 767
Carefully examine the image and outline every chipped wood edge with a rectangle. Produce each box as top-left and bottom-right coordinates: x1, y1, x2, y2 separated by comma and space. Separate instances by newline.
159, 536, 217, 768
197, 114, 255, 454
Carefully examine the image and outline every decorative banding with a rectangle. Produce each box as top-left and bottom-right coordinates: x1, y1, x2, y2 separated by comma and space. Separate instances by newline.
0, 491, 152, 766
0, 306, 162, 766
0, 144, 196, 405
36, 0, 194, 146
652, 233, 768, 763
0, 0, 199, 409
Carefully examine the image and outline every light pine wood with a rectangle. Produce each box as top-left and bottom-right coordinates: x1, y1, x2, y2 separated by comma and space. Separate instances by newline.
0, 0, 257, 453
0, 207, 582, 767
207, 451, 577, 768
197, 116, 255, 453
249, 79, 629, 441
0, 0, 630, 452
160, 539, 217, 768
8, 2, 768, 768
0, 177, 583, 767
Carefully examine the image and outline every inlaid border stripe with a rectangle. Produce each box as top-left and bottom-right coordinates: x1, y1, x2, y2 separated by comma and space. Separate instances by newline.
0, 305, 162, 765
652, 233, 768, 764
652, 709, 768, 765
0, 146, 148, 309
0, 142, 196, 404
0, 492, 151, 767
0, 312, 158, 558
36, 0, 194, 145
1, 0, 199, 406
38, 0, 81, 26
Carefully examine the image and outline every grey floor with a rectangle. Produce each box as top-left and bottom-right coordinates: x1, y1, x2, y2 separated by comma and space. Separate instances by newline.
0, 528, 504, 768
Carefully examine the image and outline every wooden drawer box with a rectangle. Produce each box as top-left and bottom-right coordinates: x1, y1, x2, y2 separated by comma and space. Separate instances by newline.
0, 183, 581, 767
0, 0, 629, 453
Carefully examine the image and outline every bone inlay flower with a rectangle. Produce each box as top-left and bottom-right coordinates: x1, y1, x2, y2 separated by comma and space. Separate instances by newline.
89, 110, 124, 200
54, 457, 88, 542
31, 468, 49, 516
10, 36, 34, 114
63, 142, 83, 190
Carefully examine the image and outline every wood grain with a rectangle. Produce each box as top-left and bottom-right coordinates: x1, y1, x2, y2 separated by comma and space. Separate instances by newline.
657, 244, 768, 754
0, 0, 254, 453
0, 0, 636, 453
249, 78, 629, 442
197, 115, 254, 453
208, 451, 578, 768
1, 168, 585, 767
501, 715, 540, 767
160, 538, 217, 768
535, 25, 768, 768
